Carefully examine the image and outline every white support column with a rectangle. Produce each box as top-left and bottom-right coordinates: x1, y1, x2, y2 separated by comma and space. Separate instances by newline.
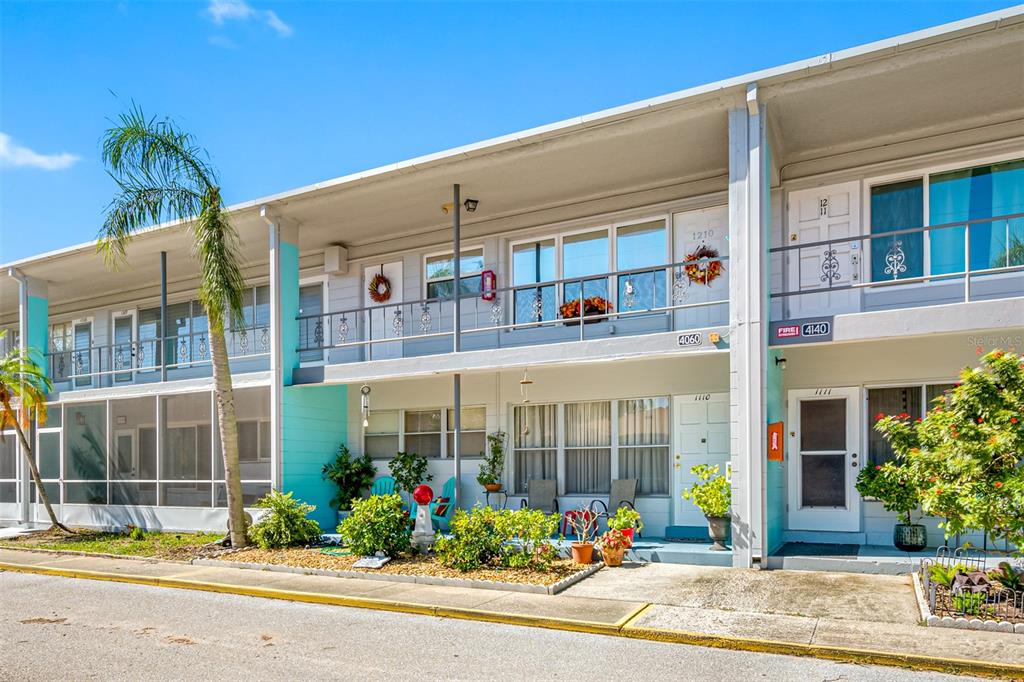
263, 206, 299, 494
728, 84, 769, 568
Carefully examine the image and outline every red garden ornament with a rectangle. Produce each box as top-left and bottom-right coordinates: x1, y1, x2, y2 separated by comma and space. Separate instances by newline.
684, 245, 724, 286
368, 268, 392, 304
412, 484, 433, 506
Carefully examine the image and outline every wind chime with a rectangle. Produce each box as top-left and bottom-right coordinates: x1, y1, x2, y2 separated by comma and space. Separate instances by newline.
519, 368, 533, 436
360, 384, 371, 428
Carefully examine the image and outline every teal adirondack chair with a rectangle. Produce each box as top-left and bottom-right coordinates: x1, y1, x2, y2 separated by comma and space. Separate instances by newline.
371, 476, 396, 496
430, 477, 457, 532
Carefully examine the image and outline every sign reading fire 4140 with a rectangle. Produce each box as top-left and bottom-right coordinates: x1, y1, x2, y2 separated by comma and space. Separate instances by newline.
769, 316, 834, 346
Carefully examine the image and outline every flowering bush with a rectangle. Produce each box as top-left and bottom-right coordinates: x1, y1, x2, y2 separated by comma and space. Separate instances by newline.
558, 296, 612, 320
854, 461, 921, 526
874, 350, 1024, 552
596, 528, 630, 552
434, 506, 560, 572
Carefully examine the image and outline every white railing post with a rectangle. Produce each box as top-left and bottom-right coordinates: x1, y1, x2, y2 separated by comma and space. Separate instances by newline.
964, 222, 971, 303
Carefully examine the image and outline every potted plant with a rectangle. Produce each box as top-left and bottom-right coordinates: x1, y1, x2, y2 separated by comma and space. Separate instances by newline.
682, 463, 731, 551
322, 444, 376, 523
855, 460, 927, 551
568, 506, 597, 564
476, 431, 507, 493
558, 296, 612, 324
388, 451, 433, 507
607, 506, 643, 547
596, 528, 630, 567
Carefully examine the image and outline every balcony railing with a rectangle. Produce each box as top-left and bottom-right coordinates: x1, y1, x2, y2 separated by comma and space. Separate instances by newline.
298, 257, 729, 363
770, 212, 1024, 319
47, 325, 270, 387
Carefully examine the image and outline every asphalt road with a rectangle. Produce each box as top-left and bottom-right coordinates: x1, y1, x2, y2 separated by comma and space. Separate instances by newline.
0, 571, 976, 682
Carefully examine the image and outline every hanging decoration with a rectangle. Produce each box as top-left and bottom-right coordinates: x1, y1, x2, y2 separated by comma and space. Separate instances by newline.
684, 245, 724, 286
360, 384, 372, 428
368, 266, 392, 304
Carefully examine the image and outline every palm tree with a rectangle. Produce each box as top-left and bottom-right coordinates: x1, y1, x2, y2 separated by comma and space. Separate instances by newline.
99, 105, 249, 547
0, 333, 71, 533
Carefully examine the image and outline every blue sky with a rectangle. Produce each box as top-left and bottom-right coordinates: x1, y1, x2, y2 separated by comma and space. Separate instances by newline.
0, 1, 1015, 262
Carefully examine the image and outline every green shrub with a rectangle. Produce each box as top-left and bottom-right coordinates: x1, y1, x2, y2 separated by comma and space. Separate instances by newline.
338, 494, 410, 557
855, 461, 921, 526
951, 591, 986, 616
127, 525, 145, 541
247, 490, 323, 550
682, 464, 731, 518
322, 444, 376, 511
476, 432, 507, 487
434, 506, 560, 572
388, 451, 432, 497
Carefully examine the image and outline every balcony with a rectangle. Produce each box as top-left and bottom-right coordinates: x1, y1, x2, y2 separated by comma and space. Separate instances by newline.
770, 212, 1024, 324
298, 258, 729, 366
47, 325, 271, 392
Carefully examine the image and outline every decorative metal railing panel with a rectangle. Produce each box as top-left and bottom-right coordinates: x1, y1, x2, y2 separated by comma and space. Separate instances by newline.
298, 256, 730, 362
920, 549, 1024, 625
47, 325, 270, 387
769, 212, 1024, 319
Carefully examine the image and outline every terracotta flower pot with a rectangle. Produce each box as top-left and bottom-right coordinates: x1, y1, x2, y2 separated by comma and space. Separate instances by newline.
571, 542, 594, 565
620, 527, 635, 547
483, 483, 502, 493
602, 546, 625, 567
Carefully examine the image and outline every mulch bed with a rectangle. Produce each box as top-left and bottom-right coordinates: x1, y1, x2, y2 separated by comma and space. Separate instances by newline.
226, 547, 585, 587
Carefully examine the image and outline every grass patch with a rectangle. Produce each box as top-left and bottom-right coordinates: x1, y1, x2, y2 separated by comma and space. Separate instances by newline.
0, 528, 221, 560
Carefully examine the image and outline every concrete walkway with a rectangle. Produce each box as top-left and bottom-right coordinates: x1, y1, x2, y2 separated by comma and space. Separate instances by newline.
1, 548, 1021, 678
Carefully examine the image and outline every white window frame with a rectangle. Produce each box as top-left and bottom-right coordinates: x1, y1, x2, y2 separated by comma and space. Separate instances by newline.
363, 406, 487, 460
508, 395, 671, 498
422, 246, 485, 300
862, 151, 1024, 285
862, 379, 956, 467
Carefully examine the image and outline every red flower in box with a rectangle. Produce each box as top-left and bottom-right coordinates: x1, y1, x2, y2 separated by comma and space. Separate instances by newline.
559, 296, 613, 320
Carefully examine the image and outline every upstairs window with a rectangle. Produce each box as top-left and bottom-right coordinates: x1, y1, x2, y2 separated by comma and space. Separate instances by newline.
425, 249, 484, 299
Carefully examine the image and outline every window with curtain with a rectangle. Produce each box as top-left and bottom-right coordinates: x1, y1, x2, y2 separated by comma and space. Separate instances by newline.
445, 406, 486, 458
563, 231, 609, 307
404, 410, 442, 458
365, 410, 400, 459
929, 158, 1024, 274
870, 179, 924, 282
866, 383, 955, 465
618, 397, 670, 494
512, 240, 556, 324
425, 249, 485, 299
616, 221, 667, 313
513, 404, 557, 494
564, 401, 611, 495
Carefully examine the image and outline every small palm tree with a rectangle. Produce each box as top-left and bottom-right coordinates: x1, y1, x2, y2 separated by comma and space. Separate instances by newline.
0, 334, 71, 533
99, 105, 249, 547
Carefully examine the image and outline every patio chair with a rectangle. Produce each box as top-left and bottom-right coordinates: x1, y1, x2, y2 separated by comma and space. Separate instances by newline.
430, 477, 457, 532
371, 476, 396, 496
519, 479, 559, 514
589, 478, 640, 538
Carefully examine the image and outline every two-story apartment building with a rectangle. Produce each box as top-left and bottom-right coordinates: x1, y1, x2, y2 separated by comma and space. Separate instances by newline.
2, 8, 1021, 569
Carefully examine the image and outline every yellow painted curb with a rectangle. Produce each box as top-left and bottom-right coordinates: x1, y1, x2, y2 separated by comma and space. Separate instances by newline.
2, 559, 1022, 680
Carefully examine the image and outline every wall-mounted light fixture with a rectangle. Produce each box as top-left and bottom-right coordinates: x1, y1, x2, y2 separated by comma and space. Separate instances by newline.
775, 356, 787, 371
360, 384, 372, 428
463, 198, 479, 213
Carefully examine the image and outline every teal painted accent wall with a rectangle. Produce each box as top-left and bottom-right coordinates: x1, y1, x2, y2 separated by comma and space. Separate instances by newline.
280, 239, 300, 386
762, 136, 786, 555
281, 384, 347, 530
27, 295, 48, 377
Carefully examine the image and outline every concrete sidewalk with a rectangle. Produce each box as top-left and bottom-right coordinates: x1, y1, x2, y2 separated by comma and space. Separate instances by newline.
1, 547, 1021, 679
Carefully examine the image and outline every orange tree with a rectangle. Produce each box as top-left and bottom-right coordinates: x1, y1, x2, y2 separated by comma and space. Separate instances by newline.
874, 350, 1024, 552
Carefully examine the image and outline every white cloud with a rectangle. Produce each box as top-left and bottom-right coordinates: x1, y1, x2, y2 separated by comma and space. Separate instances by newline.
0, 133, 79, 171
205, 0, 293, 38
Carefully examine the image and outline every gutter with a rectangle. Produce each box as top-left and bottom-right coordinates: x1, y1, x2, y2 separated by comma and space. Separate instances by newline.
6, 267, 30, 525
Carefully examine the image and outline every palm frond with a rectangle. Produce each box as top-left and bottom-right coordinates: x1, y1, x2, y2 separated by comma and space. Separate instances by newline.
194, 203, 248, 327
0, 335, 52, 433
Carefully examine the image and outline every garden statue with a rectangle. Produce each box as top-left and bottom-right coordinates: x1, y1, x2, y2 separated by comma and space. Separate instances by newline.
411, 484, 436, 554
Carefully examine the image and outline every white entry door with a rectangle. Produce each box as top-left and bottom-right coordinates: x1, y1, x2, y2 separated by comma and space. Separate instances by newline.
787, 387, 861, 532
785, 182, 861, 318
363, 262, 403, 360
672, 205, 729, 329
672, 393, 730, 527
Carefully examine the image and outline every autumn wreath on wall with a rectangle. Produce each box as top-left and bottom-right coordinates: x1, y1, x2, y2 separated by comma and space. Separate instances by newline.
368, 269, 392, 303
684, 245, 724, 286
